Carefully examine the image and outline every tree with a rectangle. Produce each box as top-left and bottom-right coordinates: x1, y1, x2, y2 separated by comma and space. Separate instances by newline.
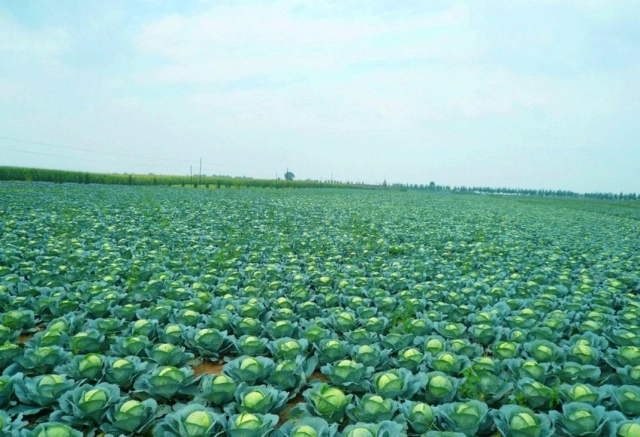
284, 171, 295, 181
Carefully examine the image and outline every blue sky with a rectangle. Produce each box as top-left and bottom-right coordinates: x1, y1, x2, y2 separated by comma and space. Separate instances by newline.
1, 1, 639, 192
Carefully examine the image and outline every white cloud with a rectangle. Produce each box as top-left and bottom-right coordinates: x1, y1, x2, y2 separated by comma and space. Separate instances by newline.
134, 3, 475, 85
129, 2, 568, 128
137, 4, 469, 58
0, 17, 70, 56
161, 63, 566, 140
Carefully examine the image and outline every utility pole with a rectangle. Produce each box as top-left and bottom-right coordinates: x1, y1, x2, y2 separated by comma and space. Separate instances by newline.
190, 166, 192, 184
199, 158, 202, 185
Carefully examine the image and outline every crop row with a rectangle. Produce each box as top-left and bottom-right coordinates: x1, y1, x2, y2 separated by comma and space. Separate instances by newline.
1, 184, 639, 436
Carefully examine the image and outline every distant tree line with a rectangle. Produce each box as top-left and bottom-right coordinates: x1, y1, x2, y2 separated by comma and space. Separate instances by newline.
0, 166, 376, 190
389, 181, 639, 200
0, 166, 637, 200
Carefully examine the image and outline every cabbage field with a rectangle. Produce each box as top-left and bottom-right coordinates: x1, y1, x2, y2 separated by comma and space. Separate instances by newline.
1, 183, 639, 437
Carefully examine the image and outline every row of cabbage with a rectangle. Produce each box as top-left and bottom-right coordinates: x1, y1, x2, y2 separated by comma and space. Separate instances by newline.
1, 185, 640, 436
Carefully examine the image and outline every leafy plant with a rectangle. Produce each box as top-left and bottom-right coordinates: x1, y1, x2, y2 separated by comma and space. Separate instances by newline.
320, 360, 373, 393
13, 373, 78, 414
549, 402, 623, 437
493, 404, 554, 437
145, 342, 193, 367
340, 420, 407, 437
423, 372, 460, 404
24, 422, 84, 437
226, 412, 279, 437
399, 400, 436, 434
276, 417, 338, 437
103, 397, 157, 435
104, 355, 149, 388
152, 403, 225, 437
437, 400, 492, 437
133, 366, 198, 400
10, 346, 71, 376
513, 378, 559, 410
223, 356, 275, 386
198, 374, 236, 406
50, 382, 121, 427
372, 368, 426, 399
346, 394, 399, 423
293, 383, 353, 423
234, 384, 289, 415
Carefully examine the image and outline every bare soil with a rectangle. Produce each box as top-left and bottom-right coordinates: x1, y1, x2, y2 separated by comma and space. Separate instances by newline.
192, 360, 225, 377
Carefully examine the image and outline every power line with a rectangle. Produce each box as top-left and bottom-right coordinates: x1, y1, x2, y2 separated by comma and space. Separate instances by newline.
0, 135, 191, 164
1, 134, 283, 177
0, 146, 186, 169
1, 145, 271, 176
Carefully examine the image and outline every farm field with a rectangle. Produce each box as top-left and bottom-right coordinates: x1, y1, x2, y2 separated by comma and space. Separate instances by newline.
1, 183, 640, 436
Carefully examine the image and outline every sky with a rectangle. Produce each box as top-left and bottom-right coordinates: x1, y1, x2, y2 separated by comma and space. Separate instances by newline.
1, 1, 639, 193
